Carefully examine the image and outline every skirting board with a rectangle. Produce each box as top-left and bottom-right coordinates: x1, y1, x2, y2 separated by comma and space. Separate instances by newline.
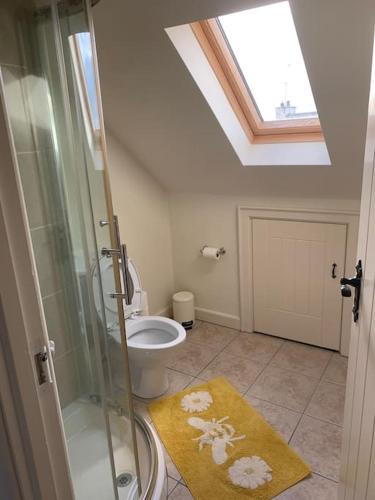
156, 304, 240, 330
195, 307, 240, 330
155, 304, 173, 318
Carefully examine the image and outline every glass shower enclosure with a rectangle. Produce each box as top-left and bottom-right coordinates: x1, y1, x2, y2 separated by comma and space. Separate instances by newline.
0, 0, 141, 498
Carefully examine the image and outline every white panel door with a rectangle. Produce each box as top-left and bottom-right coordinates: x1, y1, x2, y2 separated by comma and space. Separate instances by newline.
252, 219, 346, 349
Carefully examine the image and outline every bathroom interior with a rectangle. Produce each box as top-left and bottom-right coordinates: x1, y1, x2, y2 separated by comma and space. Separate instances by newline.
0, 0, 374, 499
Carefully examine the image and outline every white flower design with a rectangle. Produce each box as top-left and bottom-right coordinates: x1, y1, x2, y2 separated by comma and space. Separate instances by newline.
181, 391, 213, 413
228, 456, 272, 489
188, 416, 246, 464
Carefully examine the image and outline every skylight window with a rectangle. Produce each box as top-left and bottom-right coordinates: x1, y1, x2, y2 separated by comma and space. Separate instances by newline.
189, 1, 324, 143
74, 32, 100, 131
218, 2, 318, 122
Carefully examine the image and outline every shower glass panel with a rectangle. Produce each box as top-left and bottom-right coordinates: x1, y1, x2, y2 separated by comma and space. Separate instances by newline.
0, 0, 140, 499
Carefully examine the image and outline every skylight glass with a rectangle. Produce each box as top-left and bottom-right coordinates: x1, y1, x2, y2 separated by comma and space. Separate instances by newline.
218, 1, 318, 122
75, 32, 100, 130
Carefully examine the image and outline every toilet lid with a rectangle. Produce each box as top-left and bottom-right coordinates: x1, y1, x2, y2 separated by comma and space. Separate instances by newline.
92, 256, 142, 329
125, 258, 142, 317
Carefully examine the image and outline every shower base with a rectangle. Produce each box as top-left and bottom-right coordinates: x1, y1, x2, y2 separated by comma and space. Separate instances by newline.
63, 400, 166, 500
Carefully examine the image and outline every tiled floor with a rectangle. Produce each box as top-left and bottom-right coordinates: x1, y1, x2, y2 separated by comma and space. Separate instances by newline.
133, 321, 348, 499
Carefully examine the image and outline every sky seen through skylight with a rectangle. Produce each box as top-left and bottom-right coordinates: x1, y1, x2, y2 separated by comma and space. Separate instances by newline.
219, 1, 318, 122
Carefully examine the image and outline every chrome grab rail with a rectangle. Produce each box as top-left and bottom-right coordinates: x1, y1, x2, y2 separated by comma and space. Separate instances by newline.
120, 242, 133, 306
101, 247, 120, 257
101, 215, 132, 305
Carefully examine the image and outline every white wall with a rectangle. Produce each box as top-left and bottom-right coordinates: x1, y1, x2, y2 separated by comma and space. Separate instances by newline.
104, 132, 360, 351
95, 0, 369, 335
169, 193, 360, 328
106, 132, 174, 315
94, 0, 373, 200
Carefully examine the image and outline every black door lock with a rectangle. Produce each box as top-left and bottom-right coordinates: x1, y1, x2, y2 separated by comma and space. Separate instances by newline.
340, 260, 362, 322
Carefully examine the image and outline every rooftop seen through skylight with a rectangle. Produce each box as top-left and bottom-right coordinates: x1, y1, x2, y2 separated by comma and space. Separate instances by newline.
218, 2, 318, 122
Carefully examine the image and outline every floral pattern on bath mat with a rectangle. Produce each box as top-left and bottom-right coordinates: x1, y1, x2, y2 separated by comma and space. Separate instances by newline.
228, 456, 272, 489
181, 391, 213, 413
149, 377, 310, 498
188, 416, 246, 464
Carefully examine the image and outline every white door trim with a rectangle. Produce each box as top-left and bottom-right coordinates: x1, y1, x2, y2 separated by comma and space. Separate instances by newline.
0, 73, 74, 500
238, 206, 359, 355
0, 310, 31, 500
339, 31, 375, 498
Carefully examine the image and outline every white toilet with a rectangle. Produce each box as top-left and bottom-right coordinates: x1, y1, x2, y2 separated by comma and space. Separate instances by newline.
93, 256, 186, 399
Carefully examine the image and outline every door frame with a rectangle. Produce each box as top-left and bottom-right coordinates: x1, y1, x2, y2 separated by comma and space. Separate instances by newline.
0, 304, 33, 500
238, 206, 359, 355
0, 70, 75, 499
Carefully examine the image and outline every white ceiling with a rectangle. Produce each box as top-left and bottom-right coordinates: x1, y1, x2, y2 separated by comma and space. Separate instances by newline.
93, 0, 375, 200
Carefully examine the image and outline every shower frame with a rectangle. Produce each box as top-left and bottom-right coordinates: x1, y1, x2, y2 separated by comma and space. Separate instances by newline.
0, 72, 72, 500
0, 0, 146, 498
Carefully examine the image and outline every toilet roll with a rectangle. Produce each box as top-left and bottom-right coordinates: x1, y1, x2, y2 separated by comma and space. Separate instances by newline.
201, 246, 221, 260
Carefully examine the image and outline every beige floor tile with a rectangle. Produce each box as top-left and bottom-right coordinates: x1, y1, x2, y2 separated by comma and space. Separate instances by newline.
323, 353, 348, 385
184, 378, 206, 391
186, 321, 238, 350
290, 415, 342, 481
270, 341, 332, 378
244, 395, 302, 442
248, 365, 319, 412
199, 351, 266, 393
133, 369, 193, 407
161, 369, 194, 398
305, 380, 346, 426
275, 473, 338, 499
168, 483, 193, 500
162, 444, 181, 481
224, 332, 283, 364
166, 341, 222, 376
167, 477, 178, 494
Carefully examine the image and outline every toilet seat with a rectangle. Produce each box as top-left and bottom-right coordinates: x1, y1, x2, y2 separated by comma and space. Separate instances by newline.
128, 328, 175, 346
125, 317, 185, 349
108, 316, 185, 350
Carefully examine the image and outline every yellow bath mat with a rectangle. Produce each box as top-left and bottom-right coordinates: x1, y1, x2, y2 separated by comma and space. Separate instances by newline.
149, 377, 310, 499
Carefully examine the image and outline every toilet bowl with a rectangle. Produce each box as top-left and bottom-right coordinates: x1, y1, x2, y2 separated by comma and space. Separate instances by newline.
93, 256, 186, 399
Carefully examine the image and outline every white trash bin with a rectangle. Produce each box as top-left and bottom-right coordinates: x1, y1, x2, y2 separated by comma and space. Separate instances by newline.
173, 291, 194, 330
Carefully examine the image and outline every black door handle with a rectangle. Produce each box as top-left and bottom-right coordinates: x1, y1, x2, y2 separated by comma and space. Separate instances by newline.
340, 276, 361, 289
340, 260, 362, 322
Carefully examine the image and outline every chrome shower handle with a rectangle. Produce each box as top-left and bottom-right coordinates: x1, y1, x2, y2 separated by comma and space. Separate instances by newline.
113, 215, 133, 305
120, 243, 133, 306
101, 246, 130, 303
101, 247, 120, 257
101, 216, 133, 305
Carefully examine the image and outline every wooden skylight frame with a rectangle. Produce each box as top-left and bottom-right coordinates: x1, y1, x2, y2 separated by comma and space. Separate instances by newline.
190, 19, 324, 144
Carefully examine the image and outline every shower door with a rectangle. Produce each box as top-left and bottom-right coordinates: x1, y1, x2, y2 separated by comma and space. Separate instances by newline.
0, 0, 140, 499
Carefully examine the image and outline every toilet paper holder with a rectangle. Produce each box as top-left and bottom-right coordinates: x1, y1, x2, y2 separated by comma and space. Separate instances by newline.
200, 245, 226, 256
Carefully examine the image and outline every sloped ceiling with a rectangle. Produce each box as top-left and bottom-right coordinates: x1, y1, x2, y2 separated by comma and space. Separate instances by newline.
93, 0, 375, 199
